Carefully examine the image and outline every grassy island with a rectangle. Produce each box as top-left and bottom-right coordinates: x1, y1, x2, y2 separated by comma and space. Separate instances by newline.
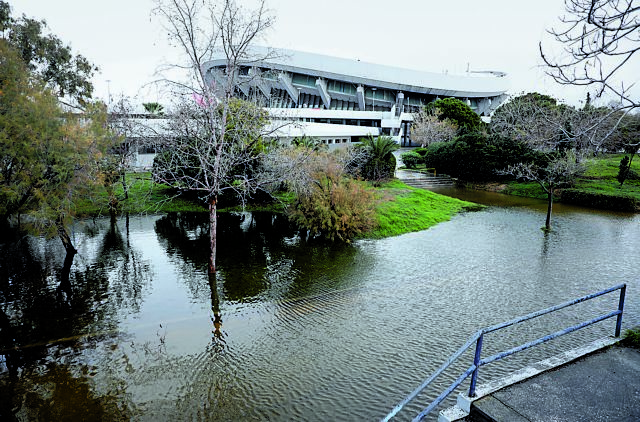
74, 174, 480, 239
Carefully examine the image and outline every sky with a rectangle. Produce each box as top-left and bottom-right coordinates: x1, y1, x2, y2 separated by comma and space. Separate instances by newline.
12, 0, 633, 111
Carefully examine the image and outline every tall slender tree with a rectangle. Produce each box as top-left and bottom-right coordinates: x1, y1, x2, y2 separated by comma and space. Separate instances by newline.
152, 0, 280, 274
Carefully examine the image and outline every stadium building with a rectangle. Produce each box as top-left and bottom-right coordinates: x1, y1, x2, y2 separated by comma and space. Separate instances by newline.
202, 48, 510, 146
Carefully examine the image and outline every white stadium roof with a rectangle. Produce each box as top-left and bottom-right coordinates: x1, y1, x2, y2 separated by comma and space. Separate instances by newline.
205, 47, 509, 99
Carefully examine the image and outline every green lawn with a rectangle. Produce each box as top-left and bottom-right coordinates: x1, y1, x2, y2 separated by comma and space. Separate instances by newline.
366, 180, 483, 238
74, 174, 480, 239
502, 154, 640, 210
73, 173, 207, 217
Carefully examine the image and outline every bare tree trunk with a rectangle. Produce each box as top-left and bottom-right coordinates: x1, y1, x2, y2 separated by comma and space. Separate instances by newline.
208, 196, 217, 274
121, 173, 129, 200
545, 189, 553, 231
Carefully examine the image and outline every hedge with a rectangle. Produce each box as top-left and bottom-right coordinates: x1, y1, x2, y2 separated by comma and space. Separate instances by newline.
560, 189, 639, 212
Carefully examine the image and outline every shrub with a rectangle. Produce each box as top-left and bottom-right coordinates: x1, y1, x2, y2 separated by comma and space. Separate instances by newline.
433, 98, 483, 134
414, 147, 429, 157
422, 134, 547, 182
623, 328, 640, 348
560, 189, 638, 211
357, 135, 399, 183
288, 176, 377, 242
400, 151, 422, 169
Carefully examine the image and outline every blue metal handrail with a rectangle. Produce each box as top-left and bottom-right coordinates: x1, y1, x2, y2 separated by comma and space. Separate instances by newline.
382, 284, 626, 422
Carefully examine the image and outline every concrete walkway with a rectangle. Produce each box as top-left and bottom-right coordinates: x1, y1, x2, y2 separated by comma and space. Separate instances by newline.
469, 344, 640, 422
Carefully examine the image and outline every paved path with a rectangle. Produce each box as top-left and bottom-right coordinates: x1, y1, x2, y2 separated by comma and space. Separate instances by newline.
470, 345, 640, 422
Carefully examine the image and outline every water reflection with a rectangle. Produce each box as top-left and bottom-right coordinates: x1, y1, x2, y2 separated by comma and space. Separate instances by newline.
153, 211, 364, 304
0, 202, 639, 421
2, 361, 132, 421
0, 220, 148, 418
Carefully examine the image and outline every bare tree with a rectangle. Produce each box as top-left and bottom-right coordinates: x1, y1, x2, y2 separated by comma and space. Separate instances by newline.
152, 0, 282, 274
541, 0, 640, 110
491, 92, 624, 154
103, 97, 139, 209
410, 106, 457, 147
492, 94, 595, 230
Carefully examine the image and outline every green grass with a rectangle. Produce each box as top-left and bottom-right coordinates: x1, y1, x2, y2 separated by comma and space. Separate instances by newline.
75, 174, 482, 239
583, 153, 640, 179
73, 173, 207, 217
573, 154, 640, 201
365, 180, 483, 238
623, 327, 640, 349
503, 181, 547, 199
501, 154, 640, 208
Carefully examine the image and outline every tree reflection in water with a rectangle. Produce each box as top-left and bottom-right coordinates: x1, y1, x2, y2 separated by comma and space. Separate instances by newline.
153, 211, 362, 345
3, 362, 132, 421
0, 218, 148, 419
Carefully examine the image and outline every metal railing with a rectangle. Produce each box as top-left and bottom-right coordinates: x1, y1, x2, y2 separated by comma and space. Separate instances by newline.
382, 284, 627, 422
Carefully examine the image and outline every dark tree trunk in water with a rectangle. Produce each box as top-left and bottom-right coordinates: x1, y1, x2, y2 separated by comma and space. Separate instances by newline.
545, 188, 553, 231
57, 249, 75, 302
55, 219, 76, 302
208, 196, 217, 274
0, 307, 19, 378
209, 272, 224, 343
56, 219, 77, 256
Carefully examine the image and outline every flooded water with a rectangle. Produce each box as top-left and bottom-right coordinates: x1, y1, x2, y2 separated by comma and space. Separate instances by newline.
1, 190, 639, 421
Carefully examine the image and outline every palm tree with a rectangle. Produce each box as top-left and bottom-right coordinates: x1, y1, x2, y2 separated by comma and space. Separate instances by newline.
142, 102, 164, 115
291, 135, 326, 151
359, 135, 399, 183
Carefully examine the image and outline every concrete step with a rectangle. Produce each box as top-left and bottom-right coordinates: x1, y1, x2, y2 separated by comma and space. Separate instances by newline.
400, 177, 455, 187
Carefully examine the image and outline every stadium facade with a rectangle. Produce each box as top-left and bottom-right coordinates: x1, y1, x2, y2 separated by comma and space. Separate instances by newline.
203, 48, 510, 146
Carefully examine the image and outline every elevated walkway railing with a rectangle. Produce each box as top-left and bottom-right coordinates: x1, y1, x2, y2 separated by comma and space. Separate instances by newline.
382, 284, 627, 421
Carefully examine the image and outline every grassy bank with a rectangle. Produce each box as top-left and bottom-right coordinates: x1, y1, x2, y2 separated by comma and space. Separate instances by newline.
74, 173, 207, 216
366, 180, 483, 238
75, 174, 481, 238
499, 154, 640, 211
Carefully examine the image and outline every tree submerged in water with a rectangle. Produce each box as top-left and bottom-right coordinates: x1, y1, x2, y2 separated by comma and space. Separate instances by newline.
500, 151, 586, 231
152, 0, 301, 274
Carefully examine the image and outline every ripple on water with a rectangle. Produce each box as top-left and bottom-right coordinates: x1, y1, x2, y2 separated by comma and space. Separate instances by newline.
3, 207, 640, 421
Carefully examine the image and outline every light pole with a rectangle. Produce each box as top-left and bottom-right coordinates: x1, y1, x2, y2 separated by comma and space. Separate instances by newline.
106, 79, 112, 105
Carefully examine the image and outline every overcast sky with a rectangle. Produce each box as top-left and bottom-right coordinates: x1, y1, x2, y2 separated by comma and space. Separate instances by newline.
12, 0, 630, 110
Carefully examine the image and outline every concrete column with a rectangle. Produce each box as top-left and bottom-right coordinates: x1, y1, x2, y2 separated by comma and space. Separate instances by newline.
250, 67, 271, 99
396, 91, 405, 117
356, 85, 366, 111
476, 97, 492, 115
278, 72, 299, 105
315, 78, 332, 109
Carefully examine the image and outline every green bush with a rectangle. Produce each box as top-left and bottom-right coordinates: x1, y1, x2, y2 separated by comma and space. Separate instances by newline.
433, 98, 483, 134
400, 151, 422, 169
414, 147, 429, 157
422, 134, 547, 182
288, 177, 377, 242
357, 135, 399, 183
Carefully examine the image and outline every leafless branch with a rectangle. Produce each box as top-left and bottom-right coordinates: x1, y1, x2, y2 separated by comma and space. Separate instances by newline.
541, 0, 639, 109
